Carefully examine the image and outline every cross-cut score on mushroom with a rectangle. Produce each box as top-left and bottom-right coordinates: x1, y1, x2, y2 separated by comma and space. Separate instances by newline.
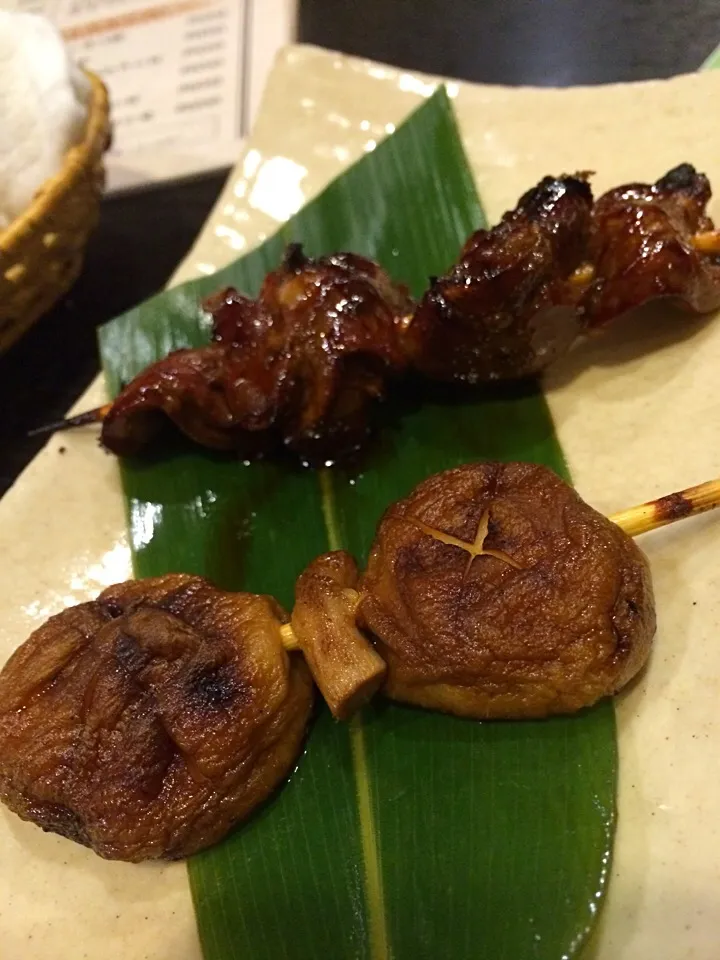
0, 574, 313, 862
406, 509, 524, 576
290, 551, 386, 720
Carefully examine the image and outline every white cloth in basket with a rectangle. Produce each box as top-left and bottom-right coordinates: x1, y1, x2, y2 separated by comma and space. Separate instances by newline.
0, 12, 90, 230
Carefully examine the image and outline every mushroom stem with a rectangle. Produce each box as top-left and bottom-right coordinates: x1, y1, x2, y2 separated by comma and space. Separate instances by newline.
609, 477, 720, 537
290, 552, 386, 720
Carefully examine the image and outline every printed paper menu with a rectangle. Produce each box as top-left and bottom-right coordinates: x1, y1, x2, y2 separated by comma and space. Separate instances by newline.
6, 0, 295, 187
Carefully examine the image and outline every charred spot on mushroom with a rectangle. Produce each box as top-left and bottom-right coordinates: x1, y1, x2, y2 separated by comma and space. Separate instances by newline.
187, 662, 240, 710
27, 800, 90, 847
113, 629, 150, 671
358, 462, 656, 719
0, 574, 313, 861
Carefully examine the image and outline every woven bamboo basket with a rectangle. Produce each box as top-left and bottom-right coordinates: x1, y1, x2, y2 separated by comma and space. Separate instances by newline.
0, 70, 111, 354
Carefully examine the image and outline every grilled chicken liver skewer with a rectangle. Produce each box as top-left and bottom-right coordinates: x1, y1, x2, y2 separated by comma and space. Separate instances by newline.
35, 165, 720, 461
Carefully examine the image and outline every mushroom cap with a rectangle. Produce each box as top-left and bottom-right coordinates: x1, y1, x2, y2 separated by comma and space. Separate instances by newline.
360, 462, 655, 719
0, 574, 313, 861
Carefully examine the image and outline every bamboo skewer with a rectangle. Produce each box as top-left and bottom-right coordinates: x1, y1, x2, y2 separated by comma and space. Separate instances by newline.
691, 229, 720, 254
28, 402, 112, 438
280, 622, 299, 652
567, 229, 720, 290
608, 477, 720, 537
569, 263, 595, 287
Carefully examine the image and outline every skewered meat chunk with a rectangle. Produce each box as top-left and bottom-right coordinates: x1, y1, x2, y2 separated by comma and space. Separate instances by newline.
582, 163, 720, 328
406, 174, 594, 382
0, 574, 313, 861
101, 343, 280, 458
101, 245, 413, 462
358, 462, 655, 719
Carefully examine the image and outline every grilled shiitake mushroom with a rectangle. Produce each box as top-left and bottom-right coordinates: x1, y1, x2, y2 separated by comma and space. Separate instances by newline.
0, 574, 313, 861
293, 463, 656, 720
360, 462, 655, 718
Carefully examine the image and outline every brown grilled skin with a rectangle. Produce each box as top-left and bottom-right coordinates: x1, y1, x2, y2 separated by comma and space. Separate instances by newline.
0, 574, 313, 861
582, 163, 720, 327
360, 462, 655, 719
101, 246, 413, 462
406, 175, 594, 383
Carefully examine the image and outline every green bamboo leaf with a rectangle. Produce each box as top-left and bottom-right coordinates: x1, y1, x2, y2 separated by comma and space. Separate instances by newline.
701, 42, 720, 69
99, 88, 616, 960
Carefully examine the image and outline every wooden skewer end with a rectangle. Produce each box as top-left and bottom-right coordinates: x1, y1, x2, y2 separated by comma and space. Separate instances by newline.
609, 477, 720, 538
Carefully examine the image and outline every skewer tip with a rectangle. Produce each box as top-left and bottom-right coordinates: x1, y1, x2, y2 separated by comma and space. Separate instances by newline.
609, 477, 720, 538
28, 403, 112, 439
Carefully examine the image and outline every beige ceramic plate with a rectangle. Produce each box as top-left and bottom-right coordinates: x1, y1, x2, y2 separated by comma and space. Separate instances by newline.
2, 44, 720, 960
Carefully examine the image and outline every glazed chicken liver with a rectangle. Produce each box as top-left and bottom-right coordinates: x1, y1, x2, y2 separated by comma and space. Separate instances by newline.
101, 246, 413, 463
582, 163, 720, 328
406, 175, 594, 383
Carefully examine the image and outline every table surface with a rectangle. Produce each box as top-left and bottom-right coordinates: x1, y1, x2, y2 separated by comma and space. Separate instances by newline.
2, 1, 719, 494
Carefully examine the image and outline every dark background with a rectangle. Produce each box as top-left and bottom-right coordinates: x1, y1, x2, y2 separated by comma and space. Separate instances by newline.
1, 0, 718, 493
299, 0, 719, 87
